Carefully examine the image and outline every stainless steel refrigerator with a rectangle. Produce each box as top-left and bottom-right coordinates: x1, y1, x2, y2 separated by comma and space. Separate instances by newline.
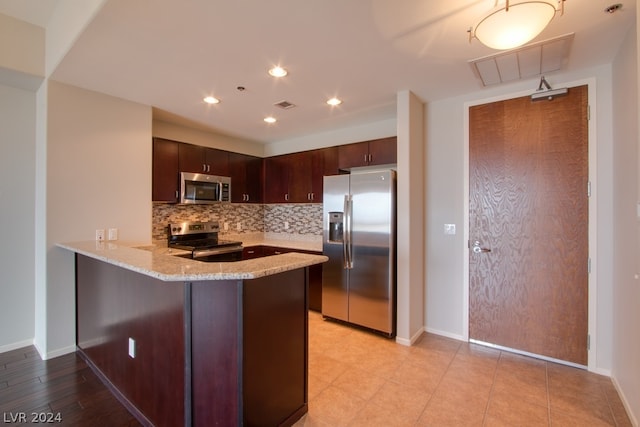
322, 169, 396, 336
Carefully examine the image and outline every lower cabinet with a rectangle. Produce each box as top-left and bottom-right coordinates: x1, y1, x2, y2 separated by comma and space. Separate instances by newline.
243, 245, 323, 312
76, 254, 309, 427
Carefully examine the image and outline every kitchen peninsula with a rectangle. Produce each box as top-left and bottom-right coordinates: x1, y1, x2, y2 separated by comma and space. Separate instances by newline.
58, 241, 327, 427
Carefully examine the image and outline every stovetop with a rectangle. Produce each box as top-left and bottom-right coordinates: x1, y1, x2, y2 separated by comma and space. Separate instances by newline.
167, 221, 242, 251
169, 238, 243, 251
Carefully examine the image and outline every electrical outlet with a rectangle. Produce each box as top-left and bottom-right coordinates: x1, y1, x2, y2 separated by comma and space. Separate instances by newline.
236, 222, 242, 231
95, 229, 105, 241
444, 224, 456, 235
284, 221, 289, 230
108, 228, 118, 241
128, 338, 136, 358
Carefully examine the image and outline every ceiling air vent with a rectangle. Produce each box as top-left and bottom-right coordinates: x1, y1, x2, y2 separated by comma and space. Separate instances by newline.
468, 33, 574, 87
274, 100, 296, 109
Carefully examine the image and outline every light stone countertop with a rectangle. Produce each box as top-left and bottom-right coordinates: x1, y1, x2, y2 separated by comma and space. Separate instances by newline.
57, 240, 327, 282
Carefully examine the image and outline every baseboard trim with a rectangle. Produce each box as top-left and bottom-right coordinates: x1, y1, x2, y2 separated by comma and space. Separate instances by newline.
425, 327, 465, 342
396, 326, 425, 346
0, 339, 35, 354
611, 375, 639, 427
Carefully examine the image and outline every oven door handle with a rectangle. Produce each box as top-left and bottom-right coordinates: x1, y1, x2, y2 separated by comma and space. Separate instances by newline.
192, 246, 243, 258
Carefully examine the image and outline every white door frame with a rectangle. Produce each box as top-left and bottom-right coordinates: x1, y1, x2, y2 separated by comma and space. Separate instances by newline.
462, 78, 598, 372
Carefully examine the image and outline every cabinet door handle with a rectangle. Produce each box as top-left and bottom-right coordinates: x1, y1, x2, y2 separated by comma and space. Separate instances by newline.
285, 193, 289, 201
207, 164, 211, 172
368, 154, 373, 163
175, 190, 179, 199
202, 164, 207, 172
364, 154, 368, 163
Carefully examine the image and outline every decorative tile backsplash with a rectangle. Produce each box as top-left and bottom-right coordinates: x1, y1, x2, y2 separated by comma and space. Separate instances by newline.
264, 204, 323, 234
152, 202, 322, 241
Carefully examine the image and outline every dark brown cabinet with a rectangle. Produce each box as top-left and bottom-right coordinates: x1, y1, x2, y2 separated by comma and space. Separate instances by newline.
152, 137, 393, 204
152, 138, 180, 202
242, 246, 264, 259
229, 152, 263, 203
263, 155, 291, 203
263, 147, 339, 204
338, 136, 397, 170
179, 143, 229, 175
77, 254, 309, 426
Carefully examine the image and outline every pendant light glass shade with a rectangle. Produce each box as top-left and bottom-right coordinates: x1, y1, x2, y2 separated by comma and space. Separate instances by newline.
470, 1, 562, 50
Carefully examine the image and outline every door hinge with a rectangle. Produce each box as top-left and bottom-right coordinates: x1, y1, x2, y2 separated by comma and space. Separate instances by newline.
587, 105, 591, 121
587, 181, 591, 198
587, 334, 591, 350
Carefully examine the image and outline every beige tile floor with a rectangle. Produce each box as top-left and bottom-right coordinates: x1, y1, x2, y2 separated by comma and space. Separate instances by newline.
295, 311, 632, 426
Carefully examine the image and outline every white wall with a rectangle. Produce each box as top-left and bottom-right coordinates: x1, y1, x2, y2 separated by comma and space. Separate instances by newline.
0, 84, 36, 351
45, 0, 107, 76
396, 91, 425, 344
611, 20, 640, 425
33, 81, 152, 358
425, 64, 616, 374
0, 13, 44, 78
153, 119, 264, 157
264, 118, 397, 157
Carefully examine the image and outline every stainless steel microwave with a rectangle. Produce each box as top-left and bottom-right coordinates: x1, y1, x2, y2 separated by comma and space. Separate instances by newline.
180, 172, 231, 204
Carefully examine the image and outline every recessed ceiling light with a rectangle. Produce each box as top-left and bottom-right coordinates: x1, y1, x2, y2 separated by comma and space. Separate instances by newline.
327, 97, 342, 106
268, 66, 288, 78
264, 116, 277, 124
203, 96, 220, 104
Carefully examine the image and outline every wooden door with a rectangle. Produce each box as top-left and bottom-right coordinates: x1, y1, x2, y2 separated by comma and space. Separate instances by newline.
469, 85, 589, 365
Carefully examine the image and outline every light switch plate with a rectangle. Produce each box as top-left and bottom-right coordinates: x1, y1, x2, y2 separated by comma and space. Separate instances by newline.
108, 228, 118, 241
444, 224, 456, 235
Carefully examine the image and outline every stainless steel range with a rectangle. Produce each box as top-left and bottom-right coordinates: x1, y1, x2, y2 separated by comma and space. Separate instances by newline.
168, 221, 243, 262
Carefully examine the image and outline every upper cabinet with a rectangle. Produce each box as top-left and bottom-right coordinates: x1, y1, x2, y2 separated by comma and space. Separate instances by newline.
264, 147, 338, 204
179, 143, 229, 176
338, 137, 397, 170
152, 138, 180, 203
229, 152, 263, 203
152, 136, 394, 204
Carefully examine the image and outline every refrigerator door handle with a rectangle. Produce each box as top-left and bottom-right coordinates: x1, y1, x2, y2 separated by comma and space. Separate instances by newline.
344, 194, 353, 269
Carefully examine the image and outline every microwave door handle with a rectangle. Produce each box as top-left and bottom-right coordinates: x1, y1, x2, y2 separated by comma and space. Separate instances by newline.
218, 182, 223, 201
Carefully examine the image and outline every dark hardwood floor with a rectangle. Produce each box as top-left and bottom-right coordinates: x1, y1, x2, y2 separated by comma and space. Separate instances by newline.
0, 346, 140, 426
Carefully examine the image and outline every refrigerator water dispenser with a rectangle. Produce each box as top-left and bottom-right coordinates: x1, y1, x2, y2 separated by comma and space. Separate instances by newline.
327, 212, 344, 242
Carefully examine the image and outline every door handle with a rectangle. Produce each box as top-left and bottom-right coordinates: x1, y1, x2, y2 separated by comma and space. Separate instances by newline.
472, 241, 491, 254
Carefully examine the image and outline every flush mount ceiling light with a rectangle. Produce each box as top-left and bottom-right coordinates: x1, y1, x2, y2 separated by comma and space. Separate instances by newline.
264, 116, 277, 124
326, 97, 342, 106
203, 96, 220, 104
268, 66, 288, 78
468, 0, 565, 50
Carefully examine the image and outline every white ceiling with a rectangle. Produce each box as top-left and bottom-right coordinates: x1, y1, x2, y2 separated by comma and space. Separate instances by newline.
0, 0, 635, 144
